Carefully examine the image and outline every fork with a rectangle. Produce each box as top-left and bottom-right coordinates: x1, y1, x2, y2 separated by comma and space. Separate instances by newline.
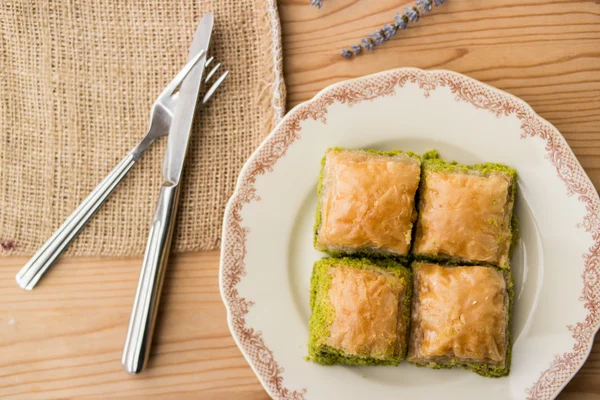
15, 51, 228, 290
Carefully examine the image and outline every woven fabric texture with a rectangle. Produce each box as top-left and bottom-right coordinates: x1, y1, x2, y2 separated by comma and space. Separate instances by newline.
0, 0, 285, 256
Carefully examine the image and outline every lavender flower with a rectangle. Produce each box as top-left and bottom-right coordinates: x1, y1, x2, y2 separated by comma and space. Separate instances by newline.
350, 45, 362, 55
370, 31, 385, 46
311, 0, 323, 8
416, 0, 433, 14
339, 0, 448, 58
382, 24, 397, 40
361, 37, 375, 51
341, 44, 363, 59
405, 7, 420, 22
394, 13, 409, 30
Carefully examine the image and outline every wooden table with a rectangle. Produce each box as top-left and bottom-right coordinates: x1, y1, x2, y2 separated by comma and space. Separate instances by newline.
2, 0, 599, 398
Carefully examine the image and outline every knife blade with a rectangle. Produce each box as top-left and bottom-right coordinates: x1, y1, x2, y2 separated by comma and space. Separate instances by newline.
163, 12, 214, 184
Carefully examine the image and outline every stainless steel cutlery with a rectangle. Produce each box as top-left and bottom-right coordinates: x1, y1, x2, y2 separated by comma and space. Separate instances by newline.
15, 12, 225, 374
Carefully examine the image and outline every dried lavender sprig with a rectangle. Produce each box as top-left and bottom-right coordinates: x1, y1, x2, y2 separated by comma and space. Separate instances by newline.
311, 0, 323, 8
341, 0, 447, 59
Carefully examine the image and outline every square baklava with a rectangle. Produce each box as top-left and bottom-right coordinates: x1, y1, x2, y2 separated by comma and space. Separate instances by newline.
314, 148, 421, 258
408, 262, 513, 377
413, 153, 517, 268
307, 257, 412, 366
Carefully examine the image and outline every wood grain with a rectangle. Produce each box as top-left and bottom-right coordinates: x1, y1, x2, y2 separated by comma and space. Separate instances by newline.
0, 252, 268, 399
1, 0, 600, 398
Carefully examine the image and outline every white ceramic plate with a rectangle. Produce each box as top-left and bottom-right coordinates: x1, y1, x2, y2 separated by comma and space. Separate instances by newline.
219, 68, 600, 400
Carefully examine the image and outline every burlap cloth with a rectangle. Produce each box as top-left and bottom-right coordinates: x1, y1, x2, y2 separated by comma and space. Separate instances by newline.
0, 0, 285, 256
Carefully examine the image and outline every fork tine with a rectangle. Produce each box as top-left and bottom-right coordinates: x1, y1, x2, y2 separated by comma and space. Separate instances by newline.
204, 63, 221, 83
165, 67, 227, 109
202, 71, 228, 104
205, 56, 215, 68
159, 49, 206, 99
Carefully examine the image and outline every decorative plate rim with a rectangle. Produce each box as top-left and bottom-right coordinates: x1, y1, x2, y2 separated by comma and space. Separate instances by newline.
219, 67, 600, 400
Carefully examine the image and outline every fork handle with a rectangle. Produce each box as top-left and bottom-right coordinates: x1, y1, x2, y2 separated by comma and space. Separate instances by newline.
122, 182, 180, 374
15, 152, 138, 290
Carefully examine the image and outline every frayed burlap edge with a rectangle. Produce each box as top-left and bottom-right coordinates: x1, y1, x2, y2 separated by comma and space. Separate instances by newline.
260, 0, 286, 134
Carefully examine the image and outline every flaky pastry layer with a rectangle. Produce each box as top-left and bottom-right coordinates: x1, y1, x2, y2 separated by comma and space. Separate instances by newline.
316, 149, 420, 256
308, 258, 411, 365
413, 168, 514, 266
408, 263, 508, 367
327, 266, 405, 359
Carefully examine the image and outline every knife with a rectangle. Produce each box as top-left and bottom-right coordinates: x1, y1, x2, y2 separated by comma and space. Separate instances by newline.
121, 12, 214, 374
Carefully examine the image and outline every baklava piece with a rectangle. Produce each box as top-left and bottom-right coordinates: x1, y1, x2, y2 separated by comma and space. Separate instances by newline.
413, 152, 517, 268
408, 262, 513, 377
315, 148, 421, 259
308, 257, 412, 366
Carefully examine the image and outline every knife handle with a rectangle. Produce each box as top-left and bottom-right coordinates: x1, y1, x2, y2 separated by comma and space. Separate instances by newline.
15, 152, 138, 290
122, 182, 180, 374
